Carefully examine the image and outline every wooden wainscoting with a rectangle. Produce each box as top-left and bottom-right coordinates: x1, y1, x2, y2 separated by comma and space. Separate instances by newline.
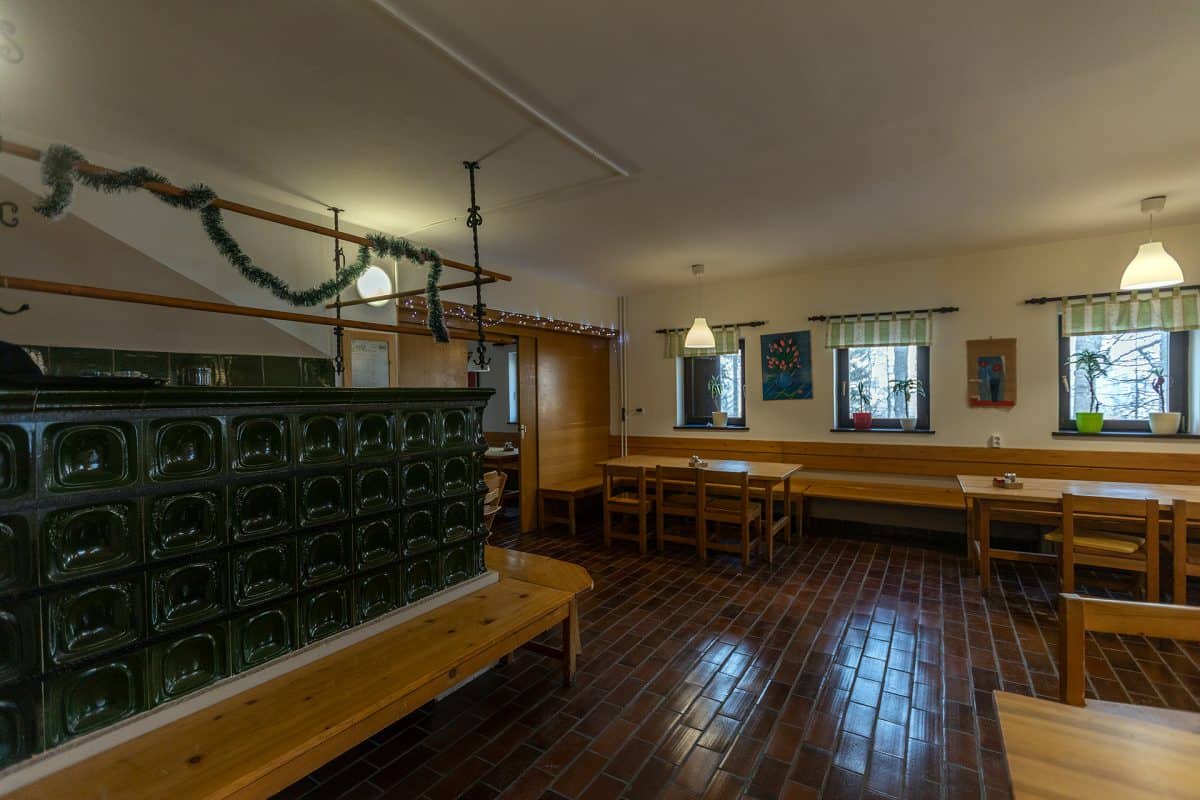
614, 435, 1200, 486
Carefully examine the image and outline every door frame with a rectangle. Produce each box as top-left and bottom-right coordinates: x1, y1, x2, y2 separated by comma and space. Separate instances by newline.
517, 335, 539, 533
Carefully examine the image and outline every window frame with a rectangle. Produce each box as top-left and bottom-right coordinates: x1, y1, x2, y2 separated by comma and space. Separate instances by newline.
680, 339, 747, 427
834, 345, 931, 431
1057, 320, 1189, 433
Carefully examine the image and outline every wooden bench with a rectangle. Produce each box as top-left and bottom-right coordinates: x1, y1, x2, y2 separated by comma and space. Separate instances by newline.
6, 547, 591, 800
539, 474, 604, 536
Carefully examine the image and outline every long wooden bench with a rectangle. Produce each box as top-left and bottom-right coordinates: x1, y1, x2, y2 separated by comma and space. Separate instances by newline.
5, 548, 591, 800
539, 474, 603, 536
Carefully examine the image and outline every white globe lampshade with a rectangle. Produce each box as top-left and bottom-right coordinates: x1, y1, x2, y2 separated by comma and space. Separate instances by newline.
1120, 241, 1184, 291
684, 317, 716, 349
355, 265, 393, 307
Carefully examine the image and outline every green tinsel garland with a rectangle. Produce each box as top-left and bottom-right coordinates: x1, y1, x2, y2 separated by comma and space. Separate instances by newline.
32, 144, 450, 342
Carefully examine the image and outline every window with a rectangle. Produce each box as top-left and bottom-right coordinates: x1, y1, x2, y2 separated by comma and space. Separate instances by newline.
506, 349, 519, 425
1058, 326, 1189, 432
680, 340, 746, 426
834, 345, 931, 429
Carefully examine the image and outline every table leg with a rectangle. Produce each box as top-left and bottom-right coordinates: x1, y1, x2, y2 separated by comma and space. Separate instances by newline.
562, 613, 577, 687
784, 476, 793, 545
764, 481, 776, 566
979, 500, 992, 594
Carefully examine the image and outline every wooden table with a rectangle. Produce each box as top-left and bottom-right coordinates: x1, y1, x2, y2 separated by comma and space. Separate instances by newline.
996, 690, 1200, 799
484, 447, 520, 507
958, 475, 1200, 592
600, 455, 802, 563
3, 548, 591, 800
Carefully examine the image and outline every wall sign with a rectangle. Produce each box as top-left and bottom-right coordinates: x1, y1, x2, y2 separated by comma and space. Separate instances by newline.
967, 337, 1017, 407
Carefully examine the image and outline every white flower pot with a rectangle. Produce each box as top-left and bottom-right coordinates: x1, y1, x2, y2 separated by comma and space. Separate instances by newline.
712, 411, 728, 428
900, 417, 917, 432
1149, 411, 1182, 435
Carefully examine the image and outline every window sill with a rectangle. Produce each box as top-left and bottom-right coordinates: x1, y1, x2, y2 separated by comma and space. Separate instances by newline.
674, 424, 750, 431
830, 428, 935, 434
1052, 430, 1200, 440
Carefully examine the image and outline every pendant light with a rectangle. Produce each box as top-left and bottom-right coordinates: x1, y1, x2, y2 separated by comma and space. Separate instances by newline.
1120, 195, 1184, 290
684, 264, 716, 349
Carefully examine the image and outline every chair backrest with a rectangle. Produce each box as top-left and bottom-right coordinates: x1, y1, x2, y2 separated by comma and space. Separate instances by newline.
656, 466, 699, 503
1061, 493, 1159, 549
1059, 593, 1200, 705
604, 464, 647, 502
698, 469, 750, 509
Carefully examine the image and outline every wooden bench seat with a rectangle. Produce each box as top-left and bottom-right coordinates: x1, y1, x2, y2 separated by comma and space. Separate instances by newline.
539, 474, 604, 536
6, 548, 591, 800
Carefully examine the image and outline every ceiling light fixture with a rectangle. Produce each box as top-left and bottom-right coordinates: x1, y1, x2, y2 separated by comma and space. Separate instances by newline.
355, 265, 393, 306
684, 264, 716, 349
1121, 195, 1184, 291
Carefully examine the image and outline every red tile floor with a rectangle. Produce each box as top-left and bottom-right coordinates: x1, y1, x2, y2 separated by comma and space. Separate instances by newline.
274, 513, 1200, 800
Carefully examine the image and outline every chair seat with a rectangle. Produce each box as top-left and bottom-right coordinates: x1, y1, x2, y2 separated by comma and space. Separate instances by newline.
1044, 529, 1144, 555
705, 498, 762, 518
609, 493, 653, 508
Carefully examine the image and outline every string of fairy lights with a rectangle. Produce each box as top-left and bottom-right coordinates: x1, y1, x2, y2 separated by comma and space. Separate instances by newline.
397, 296, 617, 338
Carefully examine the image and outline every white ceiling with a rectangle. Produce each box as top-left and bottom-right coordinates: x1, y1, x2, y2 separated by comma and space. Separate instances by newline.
2, 0, 1200, 293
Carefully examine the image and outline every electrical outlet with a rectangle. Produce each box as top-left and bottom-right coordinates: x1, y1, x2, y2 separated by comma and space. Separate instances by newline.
987, 433, 1002, 448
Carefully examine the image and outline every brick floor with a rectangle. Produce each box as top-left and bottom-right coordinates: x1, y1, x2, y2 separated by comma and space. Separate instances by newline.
273, 516, 1200, 800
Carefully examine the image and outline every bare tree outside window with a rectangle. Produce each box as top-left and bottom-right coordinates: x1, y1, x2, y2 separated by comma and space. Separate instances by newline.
1067, 331, 1169, 420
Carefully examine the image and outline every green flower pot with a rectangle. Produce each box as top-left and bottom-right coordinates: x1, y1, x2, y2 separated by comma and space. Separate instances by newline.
1075, 412, 1104, 434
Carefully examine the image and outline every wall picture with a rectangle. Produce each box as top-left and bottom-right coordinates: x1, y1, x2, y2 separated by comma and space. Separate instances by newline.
761, 330, 812, 400
967, 337, 1017, 407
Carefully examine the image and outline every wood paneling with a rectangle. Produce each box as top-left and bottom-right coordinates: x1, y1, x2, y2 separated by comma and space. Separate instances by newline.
392, 332, 468, 388
518, 336, 539, 533
536, 330, 611, 489
617, 435, 1200, 485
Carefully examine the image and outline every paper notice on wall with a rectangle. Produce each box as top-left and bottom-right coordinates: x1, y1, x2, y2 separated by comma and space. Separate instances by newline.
350, 339, 390, 387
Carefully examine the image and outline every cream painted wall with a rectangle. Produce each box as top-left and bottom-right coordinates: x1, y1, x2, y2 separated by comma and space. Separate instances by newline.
619, 221, 1200, 452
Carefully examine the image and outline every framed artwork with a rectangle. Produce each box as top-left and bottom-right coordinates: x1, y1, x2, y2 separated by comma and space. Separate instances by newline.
967, 338, 1016, 407
761, 330, 812, 400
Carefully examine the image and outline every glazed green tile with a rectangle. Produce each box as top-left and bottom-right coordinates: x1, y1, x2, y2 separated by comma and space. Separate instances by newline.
0, 425, 31, 500
300, 582, 352, 644
299, 526, 352, 588
302, 358, 336, 388
169, 353, 224, 386
231, 599, 297, 672
403, 551, 439, 603
113, 350, 170, 380
149, 557, 227, 633
262, 356, 302, 387
224, 355, 264, 387
356, 569, 399, 623
0, 600, 38, 686
149, 623, 228, 705
44, 578, 145, 666
47, 347, 114, 377
44, 652, 147, 747
0, 684, 40, 767
0, 516, 32, 596
40, 501, 142, 584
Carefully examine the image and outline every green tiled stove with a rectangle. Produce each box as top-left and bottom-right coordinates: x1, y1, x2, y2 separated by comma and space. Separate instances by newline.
0, 386, 493, 768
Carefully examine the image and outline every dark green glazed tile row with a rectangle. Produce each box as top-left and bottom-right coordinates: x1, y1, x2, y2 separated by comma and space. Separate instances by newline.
0, 388, 492, 768
19, 344, 335, 388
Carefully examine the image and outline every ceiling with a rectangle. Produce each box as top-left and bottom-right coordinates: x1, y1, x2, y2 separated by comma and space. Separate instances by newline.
2, 0, 1200, 293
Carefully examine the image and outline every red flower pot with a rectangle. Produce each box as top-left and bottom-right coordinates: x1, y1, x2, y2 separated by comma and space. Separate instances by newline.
852, 412, 873, 431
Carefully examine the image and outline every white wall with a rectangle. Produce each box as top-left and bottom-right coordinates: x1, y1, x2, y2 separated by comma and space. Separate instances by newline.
477, 343, 518, 433
619, 221, 1200, 452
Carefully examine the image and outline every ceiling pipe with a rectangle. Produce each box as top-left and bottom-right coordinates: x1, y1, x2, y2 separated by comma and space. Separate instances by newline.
371, 0, 630, 178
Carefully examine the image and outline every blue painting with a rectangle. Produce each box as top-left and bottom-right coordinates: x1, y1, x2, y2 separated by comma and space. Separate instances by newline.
761, 331, 812, 400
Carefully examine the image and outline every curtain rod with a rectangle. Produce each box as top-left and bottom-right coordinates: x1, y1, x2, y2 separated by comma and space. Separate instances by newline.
1025, 284, 1200, 305
654, 320, 766, 334
807, 306, 958, 322
0, 138, 512, 282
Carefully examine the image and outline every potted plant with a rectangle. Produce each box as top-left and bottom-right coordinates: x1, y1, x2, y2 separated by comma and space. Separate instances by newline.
707, 375, 728, 427
889, 378, 925, 432
852, 381, 873, 430
1066, 349, 1109, 434
1148, 367, 1181, 435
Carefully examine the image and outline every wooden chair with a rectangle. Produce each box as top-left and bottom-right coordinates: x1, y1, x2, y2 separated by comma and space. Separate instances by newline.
655, 465, 701, 555
698, 469, 761, 567
1059, 594, 1200, 718
483, 470, 508, 535
1170, 499, 1199, 605
1043, 494, 1160, 602
603, 464, 653, 555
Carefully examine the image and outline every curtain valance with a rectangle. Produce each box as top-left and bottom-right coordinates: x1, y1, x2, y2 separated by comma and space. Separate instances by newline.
663, 325, 740, 358
823, 311, 933, 349
1060, 288, 1200, 336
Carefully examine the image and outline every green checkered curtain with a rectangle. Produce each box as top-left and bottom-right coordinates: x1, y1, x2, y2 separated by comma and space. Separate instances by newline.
664, 325, 740, 357
1061, 288, 1200, 336
823, 312, 933, 349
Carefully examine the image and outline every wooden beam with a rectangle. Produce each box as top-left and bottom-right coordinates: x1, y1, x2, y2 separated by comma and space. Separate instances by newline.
0, 275, 449, 337
0, 138, 512, 282
326, 278, 494, 310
